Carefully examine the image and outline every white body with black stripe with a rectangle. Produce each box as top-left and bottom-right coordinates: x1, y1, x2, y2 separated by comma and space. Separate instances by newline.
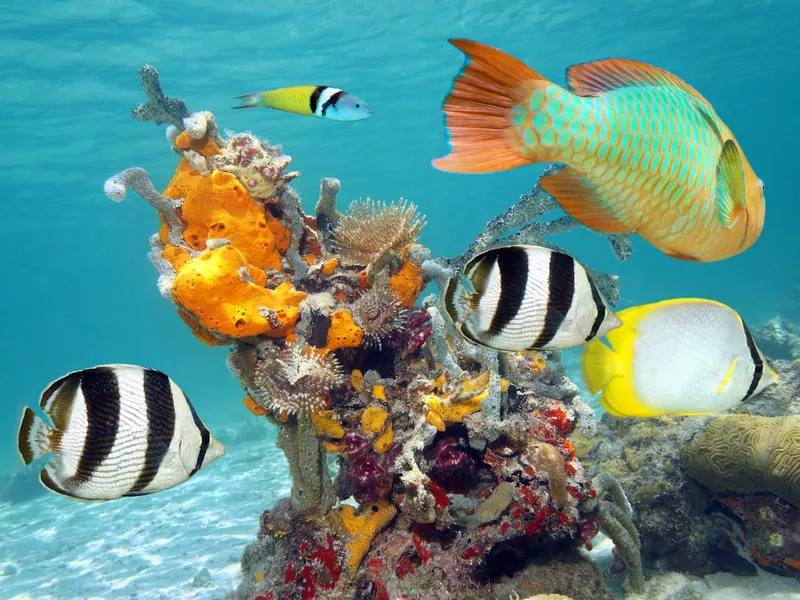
444, 245, 621, 352
17, 364, 225, 501
582, 298, 779, 417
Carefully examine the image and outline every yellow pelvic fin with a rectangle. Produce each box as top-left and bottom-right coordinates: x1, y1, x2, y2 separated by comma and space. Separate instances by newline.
715, 357, 739, 395
600, 375, 663, 418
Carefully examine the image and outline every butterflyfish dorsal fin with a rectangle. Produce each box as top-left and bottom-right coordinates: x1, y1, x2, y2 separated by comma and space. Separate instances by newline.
715, 140, 747, 227
565, 58, 715, 110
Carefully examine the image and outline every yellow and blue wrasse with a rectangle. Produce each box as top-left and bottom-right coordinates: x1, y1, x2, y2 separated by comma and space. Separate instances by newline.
234, 85, 373, 122
432, 39, 767, 263
581, 298, 779, 418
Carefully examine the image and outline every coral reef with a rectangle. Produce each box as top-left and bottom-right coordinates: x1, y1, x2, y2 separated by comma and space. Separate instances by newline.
681, 414, 800, 507
106, 65, 639, 600
576, 358, 800, 580
755, 316, 800, 360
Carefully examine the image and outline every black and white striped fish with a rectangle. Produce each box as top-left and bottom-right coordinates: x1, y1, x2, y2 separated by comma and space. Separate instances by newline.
444, 245, 622, 352
17, 364, 225, 502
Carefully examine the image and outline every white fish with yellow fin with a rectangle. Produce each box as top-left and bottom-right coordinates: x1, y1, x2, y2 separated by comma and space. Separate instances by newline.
17, 364, 225, 501
581, 298, 779, 417
234, 85, 373, 121
444, 245, 621, 352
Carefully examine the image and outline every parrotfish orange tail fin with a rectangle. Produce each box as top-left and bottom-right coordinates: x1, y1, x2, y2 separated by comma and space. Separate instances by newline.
432, 39, 546, 173
232, 93, 262, 109
714, 140, 747, 228
540, 166, 633, 233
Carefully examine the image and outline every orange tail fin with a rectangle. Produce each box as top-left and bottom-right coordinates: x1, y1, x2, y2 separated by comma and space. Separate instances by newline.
432, 39, 547, 174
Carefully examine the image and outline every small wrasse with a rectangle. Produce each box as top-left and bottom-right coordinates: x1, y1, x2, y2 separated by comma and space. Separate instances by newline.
445, 245, 621, 352
433, 39, 766, 263
581, 298, 779, 417
234, 85, 373, 121
17, 364, 225, 501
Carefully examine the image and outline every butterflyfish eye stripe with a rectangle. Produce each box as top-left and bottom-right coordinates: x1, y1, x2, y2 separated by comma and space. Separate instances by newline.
185, 394, 210, 477
586, 275, 606, 341
741, 319, 764, 400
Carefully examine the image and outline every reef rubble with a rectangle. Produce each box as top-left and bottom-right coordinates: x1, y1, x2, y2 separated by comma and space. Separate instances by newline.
106, 65, 644, 599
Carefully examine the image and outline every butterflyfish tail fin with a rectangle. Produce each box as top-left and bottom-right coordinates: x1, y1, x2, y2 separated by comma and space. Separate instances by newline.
443, 276, 477, 324
581, 338, 620, 395
232, 93, 264, 109
432, 38, 546, 174
17, 408, 53, 465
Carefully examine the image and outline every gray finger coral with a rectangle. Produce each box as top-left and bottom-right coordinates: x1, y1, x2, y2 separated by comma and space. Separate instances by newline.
681, 414, 800, 507
332, 197, 426, 265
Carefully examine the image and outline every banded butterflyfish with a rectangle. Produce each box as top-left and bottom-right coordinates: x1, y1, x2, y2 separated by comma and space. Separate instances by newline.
17, 364, 225, 501
444, 245, 621, 352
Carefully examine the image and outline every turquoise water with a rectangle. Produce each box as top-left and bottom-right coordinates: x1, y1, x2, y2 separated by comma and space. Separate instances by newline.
1, 0, 797, 487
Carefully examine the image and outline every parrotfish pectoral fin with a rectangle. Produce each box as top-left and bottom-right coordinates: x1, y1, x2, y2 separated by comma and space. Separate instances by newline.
565, 58, 715, 110
540, 166, 633, 233
432, 38, 544, 173
715, 140, 747, 227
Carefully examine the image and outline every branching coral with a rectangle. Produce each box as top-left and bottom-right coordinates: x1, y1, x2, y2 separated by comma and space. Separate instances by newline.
332, 198, 426, 265
587, 473, 645, 594
439, 164, 629, 306
252, 342, 345, 416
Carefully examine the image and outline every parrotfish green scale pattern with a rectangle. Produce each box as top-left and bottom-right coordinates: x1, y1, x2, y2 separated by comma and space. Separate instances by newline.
566, 86, 724, 240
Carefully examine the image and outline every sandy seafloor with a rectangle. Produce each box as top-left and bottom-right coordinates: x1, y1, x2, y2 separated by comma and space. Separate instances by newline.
2, 419, 799, 600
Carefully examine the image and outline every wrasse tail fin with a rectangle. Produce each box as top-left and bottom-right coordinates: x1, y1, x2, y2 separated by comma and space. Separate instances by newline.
715, 140, 747, 227
540, 166, 633, 233
565, 58, 715, 111
432, 38, 544, 173
232, 93, 263, 109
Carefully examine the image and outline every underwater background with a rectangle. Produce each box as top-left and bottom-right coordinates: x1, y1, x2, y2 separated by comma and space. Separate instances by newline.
2, 0, 799, 598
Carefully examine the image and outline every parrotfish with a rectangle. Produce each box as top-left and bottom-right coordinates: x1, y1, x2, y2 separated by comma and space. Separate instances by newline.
581, 298, 778, 417
445, 245, 621, 352
433, 39, 766, 262
17, 364, 225, 501
234, 85, 373, 121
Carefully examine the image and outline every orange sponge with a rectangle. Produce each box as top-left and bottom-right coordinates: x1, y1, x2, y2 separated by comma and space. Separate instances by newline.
172, 245, 306, 338
390, 244, 425, 306
163, 161, 290, 271
324, 309, 364, 350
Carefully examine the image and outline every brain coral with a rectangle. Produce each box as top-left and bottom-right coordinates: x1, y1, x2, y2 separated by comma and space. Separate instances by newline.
681, 415, 800, 507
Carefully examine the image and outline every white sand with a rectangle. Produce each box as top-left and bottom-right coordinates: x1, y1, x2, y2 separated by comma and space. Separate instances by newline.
2, 428, 797, 600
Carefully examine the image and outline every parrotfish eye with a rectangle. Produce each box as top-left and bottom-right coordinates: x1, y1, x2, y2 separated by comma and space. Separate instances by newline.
355, 103, 361, 108
759, 179, 765, 192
